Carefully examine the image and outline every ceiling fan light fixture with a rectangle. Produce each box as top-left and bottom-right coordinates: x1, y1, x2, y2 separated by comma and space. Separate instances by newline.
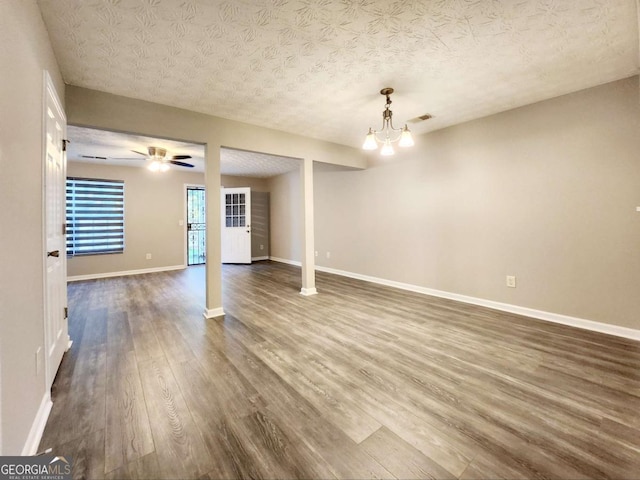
148, 160, 161, 172
363, 87, 414, 156
160, 162, 170, 172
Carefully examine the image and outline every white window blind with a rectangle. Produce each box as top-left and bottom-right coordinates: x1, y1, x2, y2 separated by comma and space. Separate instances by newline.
66, 178, 125, 256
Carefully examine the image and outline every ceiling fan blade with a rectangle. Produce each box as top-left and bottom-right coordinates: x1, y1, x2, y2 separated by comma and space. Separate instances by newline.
112, 157, 145, 160
171, 155, 192, 160
81, 155, 107, 160
169, 160, 195, 168
131, 150, 148, 156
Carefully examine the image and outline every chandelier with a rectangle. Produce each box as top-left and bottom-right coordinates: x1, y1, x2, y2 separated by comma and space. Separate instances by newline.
362, 87, 414, 156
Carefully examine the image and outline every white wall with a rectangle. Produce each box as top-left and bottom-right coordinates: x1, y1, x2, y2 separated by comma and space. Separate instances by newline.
312, 77, 640, 330
0, 0, 66, 455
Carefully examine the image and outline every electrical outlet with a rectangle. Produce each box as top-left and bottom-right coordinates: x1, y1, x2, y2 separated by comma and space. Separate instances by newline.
178, 219, 184, 226
260, 244, 264, 250
146, 253, 152, 260
315, 251, 318, 257
506, 275, 516, 288
326, 251, 331, 259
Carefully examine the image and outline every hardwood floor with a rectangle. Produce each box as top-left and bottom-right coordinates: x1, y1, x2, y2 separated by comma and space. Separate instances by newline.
40, 261, 640, 479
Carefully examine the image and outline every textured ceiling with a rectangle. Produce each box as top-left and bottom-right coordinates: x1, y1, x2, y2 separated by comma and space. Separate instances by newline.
67, 125, 301, 177
221, 147, 301, 177
39, 0, 639, 148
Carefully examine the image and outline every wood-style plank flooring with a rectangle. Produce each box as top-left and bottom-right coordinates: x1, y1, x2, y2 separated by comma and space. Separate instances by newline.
40, 262, 640, 479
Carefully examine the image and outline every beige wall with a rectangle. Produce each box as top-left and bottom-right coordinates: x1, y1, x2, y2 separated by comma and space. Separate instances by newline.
269, 170, 302, 262
0, 0, 66, 455
221, 174, 269, 192
67, 168, 275, 276
67, 162, 205, 277
65, 86, 364, 312
312, 77, 640, 330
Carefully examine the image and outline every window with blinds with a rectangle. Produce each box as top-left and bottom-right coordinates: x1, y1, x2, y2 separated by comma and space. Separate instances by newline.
66, 178, 125, 256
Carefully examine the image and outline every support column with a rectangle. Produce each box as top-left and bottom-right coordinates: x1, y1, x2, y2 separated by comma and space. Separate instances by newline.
203, 144, 225, 318
300, 157, 317, 296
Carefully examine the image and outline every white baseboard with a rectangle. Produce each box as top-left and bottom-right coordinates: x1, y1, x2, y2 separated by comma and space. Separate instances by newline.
300, 287, 318, 296
269, 256, 301, 267
252, 256, 269, 262
315, 265, 640, 341
203, 307, 225, 319
266, 257, 640, 341
67, 264, 186, 282
21, 392, 52, 455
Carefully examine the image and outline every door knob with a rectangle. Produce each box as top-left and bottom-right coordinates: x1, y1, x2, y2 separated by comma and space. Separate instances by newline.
47, 250, 60, 257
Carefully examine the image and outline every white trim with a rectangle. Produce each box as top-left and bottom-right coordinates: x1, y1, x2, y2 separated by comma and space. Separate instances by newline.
203, 307, 225, 319
269, 256, 301, 267
313, 265, 640, 341
300, 287, 318, 296
251, 256, 269, 262
42, 71, 68, 393
269, 257, 640, 340
67, 264, 186, 282
21, 392, 52, 456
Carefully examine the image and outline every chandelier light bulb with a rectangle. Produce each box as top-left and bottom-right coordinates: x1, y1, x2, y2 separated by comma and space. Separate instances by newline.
362, 129, 378, 150
399, 125, 414, 147
380, 138, 395, 156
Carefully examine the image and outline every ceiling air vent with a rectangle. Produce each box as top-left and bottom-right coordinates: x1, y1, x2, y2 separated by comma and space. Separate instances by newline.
408, 113, 433, 123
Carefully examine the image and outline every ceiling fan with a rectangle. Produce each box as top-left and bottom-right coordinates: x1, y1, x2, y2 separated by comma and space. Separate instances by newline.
80, 146, 195, 169
132, 146, 195, 168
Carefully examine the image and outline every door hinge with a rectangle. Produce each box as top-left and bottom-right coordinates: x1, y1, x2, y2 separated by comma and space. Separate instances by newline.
62, 139, 70, 151
62, 223, 67, 235
64, 307, 68, 319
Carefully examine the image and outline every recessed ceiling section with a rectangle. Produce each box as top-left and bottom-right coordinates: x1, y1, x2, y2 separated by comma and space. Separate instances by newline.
220, 148, 300, 178
67, 126, 205, 172
37, 0, 639, 148
67, 126, 301, 178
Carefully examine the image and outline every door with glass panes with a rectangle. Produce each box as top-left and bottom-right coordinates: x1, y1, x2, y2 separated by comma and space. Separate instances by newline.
187, 186, 206, 265
221, 187, 251, 264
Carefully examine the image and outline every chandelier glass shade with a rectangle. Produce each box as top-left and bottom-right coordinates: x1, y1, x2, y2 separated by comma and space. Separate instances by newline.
363, 88, 414, 155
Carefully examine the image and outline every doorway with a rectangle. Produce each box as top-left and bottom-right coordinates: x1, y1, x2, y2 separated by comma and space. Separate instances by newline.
186, 186, 206, 265
221, 187, 252, 264
44, 72, 69, 390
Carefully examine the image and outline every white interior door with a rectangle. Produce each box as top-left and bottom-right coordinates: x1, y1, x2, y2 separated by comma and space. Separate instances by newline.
221, 187, 251, 264
44, 72, 68, 390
